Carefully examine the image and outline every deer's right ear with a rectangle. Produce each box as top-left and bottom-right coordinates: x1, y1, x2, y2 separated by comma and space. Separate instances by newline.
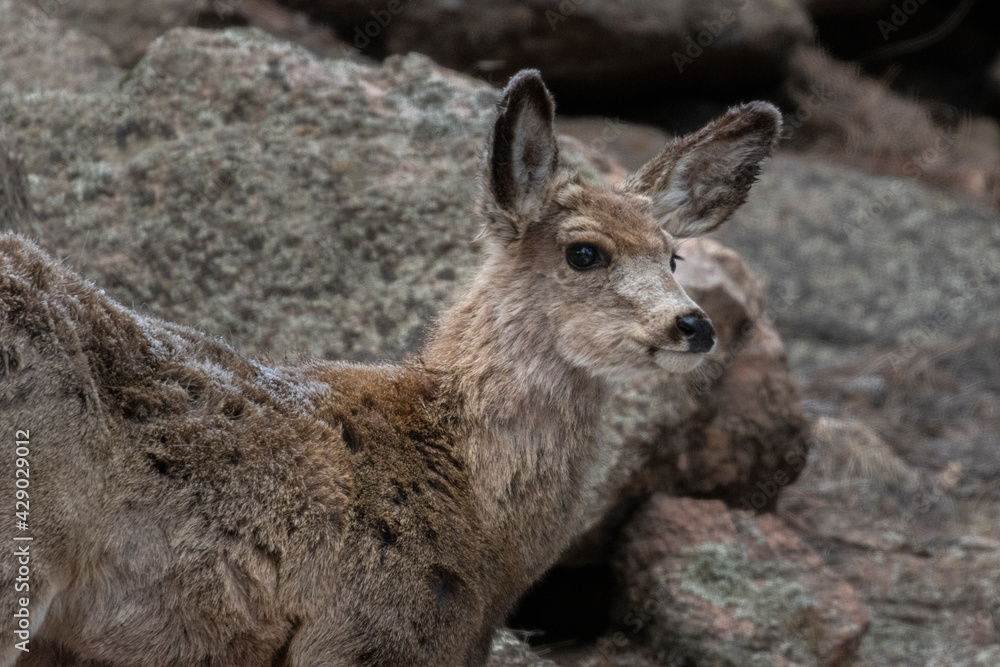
482, 69, 559, 243
624, 101, 781, 239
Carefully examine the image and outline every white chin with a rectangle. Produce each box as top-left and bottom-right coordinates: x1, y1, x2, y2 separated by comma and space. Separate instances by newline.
653, 350, 706, 374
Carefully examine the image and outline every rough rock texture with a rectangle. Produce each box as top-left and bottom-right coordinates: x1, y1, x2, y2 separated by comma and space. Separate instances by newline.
611, 495, 870, 666
3, 29, 498, 363
0, 26, 808, 524
716, 154, 1000, 372
785, 335, 1000, 665
0, 0, 123, 95
281, 0, 814, 97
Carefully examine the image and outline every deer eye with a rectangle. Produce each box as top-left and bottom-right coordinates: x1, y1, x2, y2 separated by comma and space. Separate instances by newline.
670, 253, 684, 273
566, 243, 607, 271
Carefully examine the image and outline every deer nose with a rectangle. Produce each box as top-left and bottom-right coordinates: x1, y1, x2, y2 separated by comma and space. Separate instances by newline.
676, 313, 715, 353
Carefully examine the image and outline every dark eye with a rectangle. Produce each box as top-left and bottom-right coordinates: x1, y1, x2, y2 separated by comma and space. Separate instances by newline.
566, 242, 607, 271
670, 253, 684, 273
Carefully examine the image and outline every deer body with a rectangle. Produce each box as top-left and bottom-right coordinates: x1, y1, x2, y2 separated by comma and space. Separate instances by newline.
0, 72, 779, 666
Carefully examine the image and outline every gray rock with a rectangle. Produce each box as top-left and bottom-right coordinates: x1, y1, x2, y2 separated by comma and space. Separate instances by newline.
3, 29, 498, 362
0, 0, 122, 95
284, 0, 814, 95
717, 154, 1000, 372
558, 117, 670, 172
788, 334, 1000, 666
612, 495, 870, 666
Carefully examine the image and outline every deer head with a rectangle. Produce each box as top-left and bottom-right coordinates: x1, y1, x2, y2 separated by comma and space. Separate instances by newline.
477, 70, 781, 382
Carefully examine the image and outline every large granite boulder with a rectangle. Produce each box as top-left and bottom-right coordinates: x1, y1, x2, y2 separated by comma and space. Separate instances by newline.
785, 335, 1000, 665
717, 154, 1000, 372
0, 0, 122, 95
280, 0, 814, 97
611, 495, 870, 666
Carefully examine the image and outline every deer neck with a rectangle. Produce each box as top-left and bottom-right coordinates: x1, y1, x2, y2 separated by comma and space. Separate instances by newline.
423, 261, 607, 557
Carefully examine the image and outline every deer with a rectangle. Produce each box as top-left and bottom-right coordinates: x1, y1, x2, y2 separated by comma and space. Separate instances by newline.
0, 70, 779, 666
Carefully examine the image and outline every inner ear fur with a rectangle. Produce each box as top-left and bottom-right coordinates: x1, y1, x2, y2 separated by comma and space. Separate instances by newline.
625, 101, 782, 239
482, 69, 559, 243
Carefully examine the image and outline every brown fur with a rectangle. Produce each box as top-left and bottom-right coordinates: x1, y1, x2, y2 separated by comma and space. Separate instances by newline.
0, 71, 779, 666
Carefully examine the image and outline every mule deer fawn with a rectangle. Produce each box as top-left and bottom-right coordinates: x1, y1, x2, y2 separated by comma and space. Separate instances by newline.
0, 70, 779, 666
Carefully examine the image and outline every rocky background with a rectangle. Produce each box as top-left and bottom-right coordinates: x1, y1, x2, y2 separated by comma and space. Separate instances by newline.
1, 0, 999, 665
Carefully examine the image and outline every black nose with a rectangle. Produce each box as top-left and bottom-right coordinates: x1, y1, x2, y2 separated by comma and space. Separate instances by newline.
676, 313, 715, 353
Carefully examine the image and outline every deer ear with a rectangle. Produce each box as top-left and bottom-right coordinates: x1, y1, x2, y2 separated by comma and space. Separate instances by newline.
625, 102, 781, 238
482, 69, 559, 243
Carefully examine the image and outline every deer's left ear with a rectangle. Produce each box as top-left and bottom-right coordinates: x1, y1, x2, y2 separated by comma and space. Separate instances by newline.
624, 102, 781, 238
482, 69, 559, 243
